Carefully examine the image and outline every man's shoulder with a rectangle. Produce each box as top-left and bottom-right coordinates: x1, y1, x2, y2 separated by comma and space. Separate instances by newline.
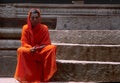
41, 24, 48, 28
40, 24, 48, 30
22, 24, 28, 30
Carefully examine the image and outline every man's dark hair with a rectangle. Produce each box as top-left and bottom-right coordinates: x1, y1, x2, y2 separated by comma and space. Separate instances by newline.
30, 9, 40, 17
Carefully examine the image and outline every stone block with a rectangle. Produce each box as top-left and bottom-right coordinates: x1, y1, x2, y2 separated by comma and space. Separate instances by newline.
56, 16, 120, 30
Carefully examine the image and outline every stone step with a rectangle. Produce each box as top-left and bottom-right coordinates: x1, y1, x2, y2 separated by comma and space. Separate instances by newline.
0, 40, 20, 50
1, 29, 120, 44
50, 30, 120, 44
0, 57, 120, 82
0, 50, 17, 58
0, 78, 95, 83
0, 40, 120, 62
0, 28, 21, 39
52, 60, 120, 82
0, 18, 56, 29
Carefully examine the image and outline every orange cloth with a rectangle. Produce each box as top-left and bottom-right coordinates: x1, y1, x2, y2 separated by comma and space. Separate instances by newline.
14, 9, 57, 83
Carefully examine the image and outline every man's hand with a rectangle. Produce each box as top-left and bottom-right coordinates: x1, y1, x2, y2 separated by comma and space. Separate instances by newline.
36, 45, 46, 49
30, 46, 37, 53
30, 45, 46, 53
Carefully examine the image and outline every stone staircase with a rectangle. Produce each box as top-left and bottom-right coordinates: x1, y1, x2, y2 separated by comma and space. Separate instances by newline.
0, 4, 120, 82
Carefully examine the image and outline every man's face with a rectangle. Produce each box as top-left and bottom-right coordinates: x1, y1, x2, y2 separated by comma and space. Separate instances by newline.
30, 13, 40, 27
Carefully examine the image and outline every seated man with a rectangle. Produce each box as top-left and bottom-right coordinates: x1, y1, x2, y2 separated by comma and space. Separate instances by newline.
14, 8, 57, 83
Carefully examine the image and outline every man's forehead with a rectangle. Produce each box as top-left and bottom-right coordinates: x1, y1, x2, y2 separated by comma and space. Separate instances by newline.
30, 13, 39, 17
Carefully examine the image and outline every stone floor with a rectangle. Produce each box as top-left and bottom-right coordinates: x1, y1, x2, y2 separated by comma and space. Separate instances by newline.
0, 78, 96, 83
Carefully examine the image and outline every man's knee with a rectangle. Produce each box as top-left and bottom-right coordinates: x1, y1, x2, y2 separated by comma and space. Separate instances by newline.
49, 45, 57, 49
17, 47, 30, 54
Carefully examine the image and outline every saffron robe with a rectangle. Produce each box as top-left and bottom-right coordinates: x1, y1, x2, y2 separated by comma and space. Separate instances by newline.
14, 23, 57, 82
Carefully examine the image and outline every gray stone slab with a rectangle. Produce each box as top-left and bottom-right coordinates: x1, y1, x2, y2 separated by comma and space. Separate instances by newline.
56, 16, 120, 30
50, 30, 120, 44
56, 43, 120, 62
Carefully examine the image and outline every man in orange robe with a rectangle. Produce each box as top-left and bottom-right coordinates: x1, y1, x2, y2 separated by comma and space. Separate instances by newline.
14, 8, 57, 83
